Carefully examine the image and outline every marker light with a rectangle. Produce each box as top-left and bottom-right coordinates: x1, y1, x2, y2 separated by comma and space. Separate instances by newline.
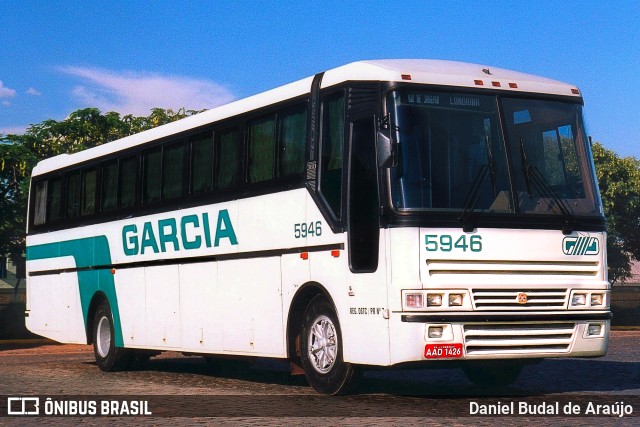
590, 294, 604, 307
449, 294, 464, 307
474, 80, 484, 86
492, 81, 501, 87
401, 74, 412, 80
406, 293, 424, 308
509, 83, 518, 88
428, 326, 444, 339
572, 294, 586, 306
427, 294, 443, 307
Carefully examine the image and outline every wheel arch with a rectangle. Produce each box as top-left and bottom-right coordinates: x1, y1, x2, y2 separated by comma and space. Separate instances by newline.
286, 281, 337, 361
85, 291, 109, 344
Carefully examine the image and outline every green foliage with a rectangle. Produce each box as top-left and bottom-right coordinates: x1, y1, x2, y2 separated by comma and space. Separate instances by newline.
0, 107, 203, 261
592, 142, 640, 283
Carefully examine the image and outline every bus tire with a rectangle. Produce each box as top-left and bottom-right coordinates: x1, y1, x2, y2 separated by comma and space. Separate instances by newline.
93, 300, 131, 372
462, 361, 523, 388
300, 295, 357, 395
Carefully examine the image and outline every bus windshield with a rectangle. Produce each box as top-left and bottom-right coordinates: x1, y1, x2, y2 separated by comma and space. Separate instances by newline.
388, 90, 603, 218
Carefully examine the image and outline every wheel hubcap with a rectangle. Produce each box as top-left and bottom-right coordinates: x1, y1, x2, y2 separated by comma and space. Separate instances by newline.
96, 316, 111, 358
307, 315, 338, 374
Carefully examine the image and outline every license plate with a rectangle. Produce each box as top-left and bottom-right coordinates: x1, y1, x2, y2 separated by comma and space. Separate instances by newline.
424, 343, 463, 359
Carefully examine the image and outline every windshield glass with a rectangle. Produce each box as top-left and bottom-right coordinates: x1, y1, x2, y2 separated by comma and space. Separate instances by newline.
501, 98, 602, 217
389, 91, 512, 213
388, 90, 603, 219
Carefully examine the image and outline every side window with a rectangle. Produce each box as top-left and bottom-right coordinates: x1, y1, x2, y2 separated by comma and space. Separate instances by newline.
47, 177, 63, 223
320, 92, 345, 218
66, 171, 81, 219
101, 160, 118, 212
215, 128, 242, 189
278, 107, 307, 176
119, 155, 137, 208
81, 169, 97, 216
248, 116, 276, 183
142, 147, 161, 204
162, 142, 184, 200
348, 117, 379, 272
33, 181, 47, 226
190, 132, 214, 194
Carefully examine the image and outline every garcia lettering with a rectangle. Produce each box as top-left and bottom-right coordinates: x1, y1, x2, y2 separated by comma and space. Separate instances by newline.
122, 209, 237, 256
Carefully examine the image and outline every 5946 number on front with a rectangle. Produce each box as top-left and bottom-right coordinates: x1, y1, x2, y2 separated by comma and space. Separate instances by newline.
425, 234, 482, 252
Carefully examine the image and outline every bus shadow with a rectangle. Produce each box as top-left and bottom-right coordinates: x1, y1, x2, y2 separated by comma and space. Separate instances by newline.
134, 355, 310, 388
103, 355, 640, 397
359, 358, 640, 397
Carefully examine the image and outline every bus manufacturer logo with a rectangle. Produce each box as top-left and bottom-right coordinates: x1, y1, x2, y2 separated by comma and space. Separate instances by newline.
562, 236, 599, 256
517, 293, 528, 304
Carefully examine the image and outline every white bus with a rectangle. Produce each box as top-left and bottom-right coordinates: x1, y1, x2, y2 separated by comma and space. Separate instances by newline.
26, 60, 610, 395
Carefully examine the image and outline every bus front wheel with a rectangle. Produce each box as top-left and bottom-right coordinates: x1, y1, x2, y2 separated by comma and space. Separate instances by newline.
93, 300, 130, 371
300, 295, 357, 395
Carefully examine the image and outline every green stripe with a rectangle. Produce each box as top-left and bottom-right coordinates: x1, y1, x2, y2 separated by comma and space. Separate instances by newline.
26, 236, 124, 347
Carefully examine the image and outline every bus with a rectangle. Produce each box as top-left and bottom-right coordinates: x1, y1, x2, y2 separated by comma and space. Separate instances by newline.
25, 60, 610, 395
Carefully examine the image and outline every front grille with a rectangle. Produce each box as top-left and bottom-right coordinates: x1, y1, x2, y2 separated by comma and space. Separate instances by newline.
426, 259, 599, 277
463, 322, 576, 356
472, 288, 568, 310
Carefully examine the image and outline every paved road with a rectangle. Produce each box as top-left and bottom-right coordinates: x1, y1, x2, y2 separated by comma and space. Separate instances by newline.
0, 331, 638, 426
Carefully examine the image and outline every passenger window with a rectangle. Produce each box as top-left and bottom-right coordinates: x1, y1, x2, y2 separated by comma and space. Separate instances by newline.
81, 169, 97, 216
163, 142, 184, 200
33, 181, 47, 226
320, 93, 345, 218
248, 116, 276, 183
278, 107, 307, 176
190, 132, 214, 194
215, 128, 242, 189
143, 148, 161, 204
66, 171, 81, 219
47, 177, 63, 223
119, 156, 137, 208
101, 160, 118, 212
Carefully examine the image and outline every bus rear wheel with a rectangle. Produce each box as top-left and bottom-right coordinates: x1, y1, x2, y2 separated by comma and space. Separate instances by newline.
300, 295, 357, 395
93, 300, 131, 371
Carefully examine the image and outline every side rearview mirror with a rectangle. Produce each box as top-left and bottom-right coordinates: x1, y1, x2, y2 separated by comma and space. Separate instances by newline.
377, 128, 397, 168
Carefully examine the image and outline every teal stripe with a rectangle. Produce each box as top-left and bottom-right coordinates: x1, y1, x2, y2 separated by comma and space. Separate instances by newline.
26, 236, 124, 347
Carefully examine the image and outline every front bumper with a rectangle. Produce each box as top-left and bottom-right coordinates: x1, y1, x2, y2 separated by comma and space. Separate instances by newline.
389, 311, 610, 364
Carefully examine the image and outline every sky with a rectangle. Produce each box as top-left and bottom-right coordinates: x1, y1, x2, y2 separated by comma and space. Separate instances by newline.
1, 1, 638, 158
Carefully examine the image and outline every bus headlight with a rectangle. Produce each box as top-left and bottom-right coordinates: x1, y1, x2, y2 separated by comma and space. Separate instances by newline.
402, 290, 470, 310
570, 291, 609, 308
449, 294, 464, 307
571, 293, 587, 306
427, 293, 443, 307
590, 293, 604, 307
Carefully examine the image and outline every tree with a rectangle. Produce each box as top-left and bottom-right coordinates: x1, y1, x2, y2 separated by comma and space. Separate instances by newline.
592, 142, 640, 283
0, 107, 203, 262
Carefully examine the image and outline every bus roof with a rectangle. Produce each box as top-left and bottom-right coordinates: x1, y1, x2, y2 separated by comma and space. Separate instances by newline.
32, 59, 581, 177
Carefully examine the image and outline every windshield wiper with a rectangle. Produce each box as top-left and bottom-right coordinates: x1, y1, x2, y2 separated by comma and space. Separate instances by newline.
519, 137, 574, 235
458, 165, 490, 232
458, 134, 498, 232
485, 133, 497, 197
